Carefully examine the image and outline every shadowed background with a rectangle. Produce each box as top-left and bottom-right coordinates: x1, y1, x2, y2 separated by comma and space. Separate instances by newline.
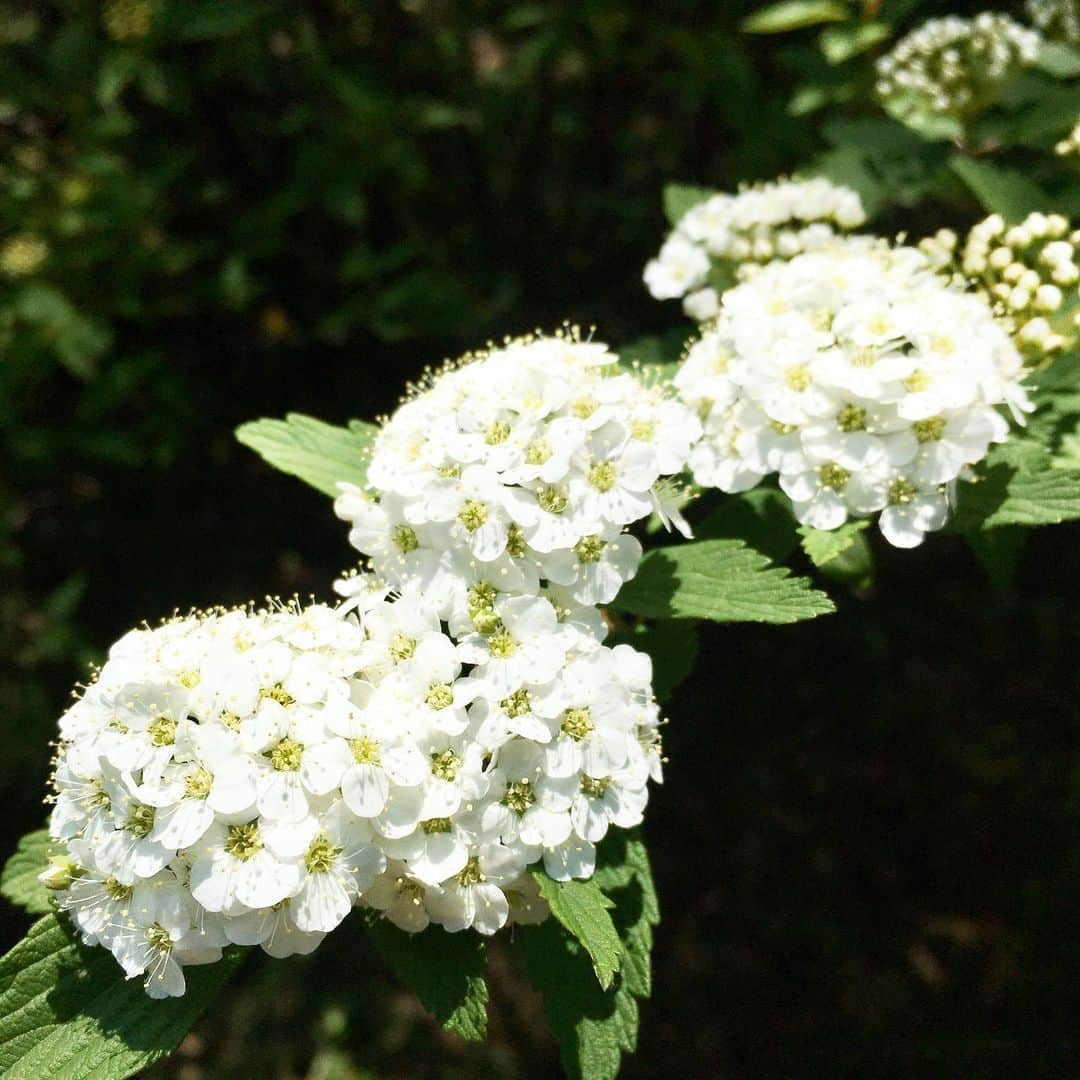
1, 1, 1076, 1077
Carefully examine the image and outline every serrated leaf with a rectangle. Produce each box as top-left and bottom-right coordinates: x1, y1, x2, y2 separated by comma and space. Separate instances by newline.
696, 488, 799, 563
949, 157, 1049, 222
608, 619, 698, 703
520, 833, 657, 1080
798, 519, 868, 567
742, 1, 847, 34
950, 439, 1080, 530
530, 872, 621, 990
0, 914, 245, 1080
612, 539, 834, 624
365, 920, 488, 1041
662, 183, 713, 228
235, 413, 378, 497
2, 830, 53, 915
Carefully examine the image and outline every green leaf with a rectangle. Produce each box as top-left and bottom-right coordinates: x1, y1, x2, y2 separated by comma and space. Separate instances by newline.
662, 183, 713, 228
1034, 41, 1080, 80
2, 830, 53, 915
742, 1, 848, 34
0, 914, 245, 1080
696, 488, 800, 564
949, 157, 1050, 222
529, 873, 622, 990
608, 619, 699, 703
950, 439, 1080, 530
612, 539, 834, 624
520, 833, 657, 1080
365, 920, 488, 1041
798, 519, 868, 568
967, 526, 1028, 590
819, 21, 890, 65
235, 413, 378, 497
881, 92, 965, 142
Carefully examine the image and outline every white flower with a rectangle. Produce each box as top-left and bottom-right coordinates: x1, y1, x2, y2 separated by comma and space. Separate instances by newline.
46, 571, 666, 984
675, 238, 1033, 547
334, 331, 698, 619
645, 176, 867, 317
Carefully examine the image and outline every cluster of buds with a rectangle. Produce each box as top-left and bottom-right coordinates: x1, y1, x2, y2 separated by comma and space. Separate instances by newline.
921, 212, 1079, 360
875, 14, 1041, 130
643, 176, 866, 322
1026, 0, 1080, 44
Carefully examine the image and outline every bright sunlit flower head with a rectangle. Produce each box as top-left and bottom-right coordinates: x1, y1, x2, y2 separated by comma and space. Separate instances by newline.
673, 237, 1033, 548
643, 176, 867, 320
1027, 0, 1080, 45
334, 329, 701, 622
46, 581, 666, 992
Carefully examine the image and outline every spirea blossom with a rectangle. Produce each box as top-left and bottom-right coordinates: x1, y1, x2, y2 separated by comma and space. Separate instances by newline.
875, 14, 1040, 127
920, 212, 1079, 358
44, 587, 665, 995
644, 177, 866, 321
1027, 0, 1080, 44
673, 238, 1033, 548
334, 332, 701, 622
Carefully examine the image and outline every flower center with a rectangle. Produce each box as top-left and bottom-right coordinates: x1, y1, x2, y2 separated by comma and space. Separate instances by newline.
571, 396, 597, 419
580, 775, 610, 798
145, 923, 173, 954
125, 803, 156, 838
390, 632, 416, 662
502, 779, 535, 814
261, 684, 295, 707
350, 736, 381, 765
487, 628, 517, 659
457, 856, 485, 887
769, 420, 799, 435
425, 682, 454, 710
269, 736, 303, 772
304, 834, 341, 874
147, 714, 177, 747
184, 766, 213, 800
431, 748, 462, 781
561, 706, 594, 741
888, 477, 918, 505
458, 499, 489, 532
587, 461, 618, 492
573, 535, 607, 564
818, 463, 850, 492
631, 419, 656, 442
837, 404, 867, 432
484, 419, 511, 445
903, 370, 930, 393
524, 439, 552, 465
392, 524, 419, 553
913, 416, 946, 443
421, 816, 453, 834
225, 822, 263, 861
105, 876, 133, 901
500, 688, 532, 718
537, 485, 568, 514
506, 522, 528, 558
784, 364, 811, 391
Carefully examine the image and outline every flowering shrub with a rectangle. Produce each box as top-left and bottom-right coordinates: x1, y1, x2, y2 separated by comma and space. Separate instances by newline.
3, 3, 1080, 1080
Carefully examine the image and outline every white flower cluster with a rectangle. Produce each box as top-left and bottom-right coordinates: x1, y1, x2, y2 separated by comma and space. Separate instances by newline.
43, 592, 664, 997
1027, 0, 1080, 44
920, 212, 1079, 358
334, 332, 701, 617
643, 177, 866, 322
672, 238, 1033, 548
875, 14, 1041, 122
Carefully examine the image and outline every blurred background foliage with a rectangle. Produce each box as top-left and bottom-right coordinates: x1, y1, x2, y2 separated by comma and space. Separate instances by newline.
0, 0, 1076, 1077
